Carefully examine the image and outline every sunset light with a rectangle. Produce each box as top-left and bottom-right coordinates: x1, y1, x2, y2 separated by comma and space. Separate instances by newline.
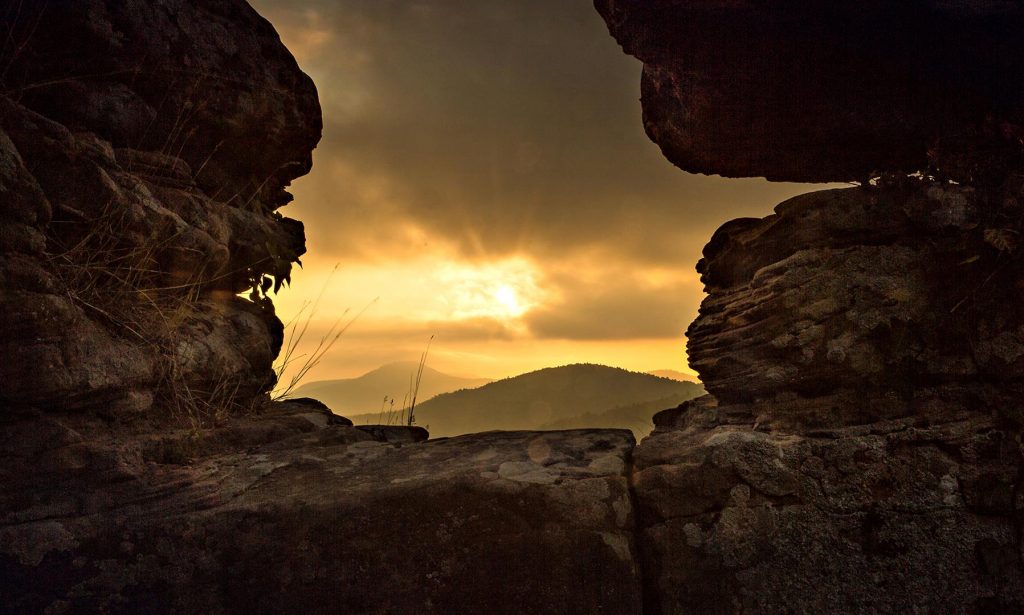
438, 259, 541, 321
252, 0, 815, 384
10, 0, 1022, 609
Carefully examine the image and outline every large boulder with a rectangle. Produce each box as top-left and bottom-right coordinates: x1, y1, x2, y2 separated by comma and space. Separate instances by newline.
0, 0, 321, 416
594, 0, 1024, 182
634, 396, 1024, 614
0, 408, 641, 614
687, 184, 1024, 428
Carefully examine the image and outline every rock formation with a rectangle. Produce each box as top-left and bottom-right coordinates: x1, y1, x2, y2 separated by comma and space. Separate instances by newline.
5, 0, 1024, 612
636, 183, 1024, 612
596, 0, 1024, 612
1, 400, 641, 613
0, 0, 320, 417
594, 0, 1024, 182
0, 2, 642, 613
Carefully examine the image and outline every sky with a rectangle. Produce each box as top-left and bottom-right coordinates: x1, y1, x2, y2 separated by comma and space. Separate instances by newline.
249, 0, 818, 382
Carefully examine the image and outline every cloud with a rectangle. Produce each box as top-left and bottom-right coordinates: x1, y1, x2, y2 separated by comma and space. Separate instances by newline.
524, 265, 702, 340
246, 0, 835, 379
252, 0, 817, 269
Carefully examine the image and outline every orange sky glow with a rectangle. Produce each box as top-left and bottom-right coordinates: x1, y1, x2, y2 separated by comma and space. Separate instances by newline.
251, 0, 827, 383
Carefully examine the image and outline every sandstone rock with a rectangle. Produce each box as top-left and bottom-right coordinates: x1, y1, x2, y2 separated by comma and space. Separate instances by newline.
0, 413, 640, 614
0, 0, 321, 417
3, 0, 322, 207
594, 0, 1024, 182
614, 178, 1024, 612
634, 395, 1024, 613
687, 185, 1024, 428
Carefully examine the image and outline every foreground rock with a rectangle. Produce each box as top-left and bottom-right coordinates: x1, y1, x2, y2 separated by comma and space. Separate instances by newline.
636, 396, 1024, 613
613, 181, 1024, 613
0, 405, 640, 613
0, 0, 321, 416
594, 0, 1024, 182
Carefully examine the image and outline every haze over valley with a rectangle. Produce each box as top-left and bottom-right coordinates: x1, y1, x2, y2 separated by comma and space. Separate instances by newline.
300, 363, 703, 438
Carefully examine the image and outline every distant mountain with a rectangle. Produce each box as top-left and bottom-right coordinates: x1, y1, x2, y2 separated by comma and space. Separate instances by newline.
292, 362, 491, 417
349, 363, 703, 438
647, 369, 694, 382
537, 393, 698, 439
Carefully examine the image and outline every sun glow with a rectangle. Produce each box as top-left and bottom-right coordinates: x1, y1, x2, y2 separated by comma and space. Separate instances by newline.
495, 285, 521, 315
274, 254, 545, 327
438, 259, 542, 321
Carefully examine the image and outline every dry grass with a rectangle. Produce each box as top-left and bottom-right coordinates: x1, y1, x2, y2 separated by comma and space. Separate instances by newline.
47, 199, 265, 431
371, 336, 433, 426
271, 266, 377, 401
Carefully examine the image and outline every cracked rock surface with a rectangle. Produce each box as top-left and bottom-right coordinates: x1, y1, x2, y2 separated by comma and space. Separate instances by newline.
0, 0, 321, 415
0, 402, 641, 614
635, 396, 1024, 613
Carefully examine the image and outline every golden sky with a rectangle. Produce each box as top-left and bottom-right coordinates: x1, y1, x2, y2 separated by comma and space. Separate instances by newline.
249, 0, 820, 382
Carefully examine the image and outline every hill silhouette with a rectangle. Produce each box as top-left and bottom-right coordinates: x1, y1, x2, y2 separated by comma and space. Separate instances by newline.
350, 363, 703, 438
647, 369, 693, 381
292, 362, 491, 417
536, 393, 696, 437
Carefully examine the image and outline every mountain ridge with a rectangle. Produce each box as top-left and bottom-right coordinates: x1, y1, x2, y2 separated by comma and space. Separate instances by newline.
349, 363, 703, 437
292, 362, 492, 417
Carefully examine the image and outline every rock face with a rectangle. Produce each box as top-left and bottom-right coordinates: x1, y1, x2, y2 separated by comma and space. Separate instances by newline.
0, 3, 644, 612
6, 0, 1024, 613
598, 1, 1024, 612
637, 396, 1023, 613
626, 183, 1024, 613
0, 0, 321, 417
688, 184, 1024, 428
0, 404, 641, 614
653, 180, 1024, 609
594, 0, 1024, 182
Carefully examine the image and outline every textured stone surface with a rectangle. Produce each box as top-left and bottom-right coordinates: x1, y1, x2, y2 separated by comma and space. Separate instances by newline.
635, 395, 1024, 614
0, 0, 321, 415
0, 404, 640, 614
594, 0, 1024, 182
687, 185, 1024, 428
3, 0, 322, 208
6, 0, 1024, 612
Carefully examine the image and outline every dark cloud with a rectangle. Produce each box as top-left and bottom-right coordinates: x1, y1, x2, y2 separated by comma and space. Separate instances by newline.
524, 271, 700, 340
252, 0, 817, 267
248, 0, 838, 376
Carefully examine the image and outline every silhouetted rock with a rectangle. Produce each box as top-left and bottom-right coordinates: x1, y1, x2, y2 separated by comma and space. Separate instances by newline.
356, 424, 430, 443
594, 0, 1024, 182
0, 409, 640, 613
0, 0, 321, 415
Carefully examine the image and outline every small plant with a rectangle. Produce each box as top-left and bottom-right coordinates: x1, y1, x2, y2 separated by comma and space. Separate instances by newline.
271, 267, 378, 400
46, 196, 287, 430
406, 335, 434, 426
